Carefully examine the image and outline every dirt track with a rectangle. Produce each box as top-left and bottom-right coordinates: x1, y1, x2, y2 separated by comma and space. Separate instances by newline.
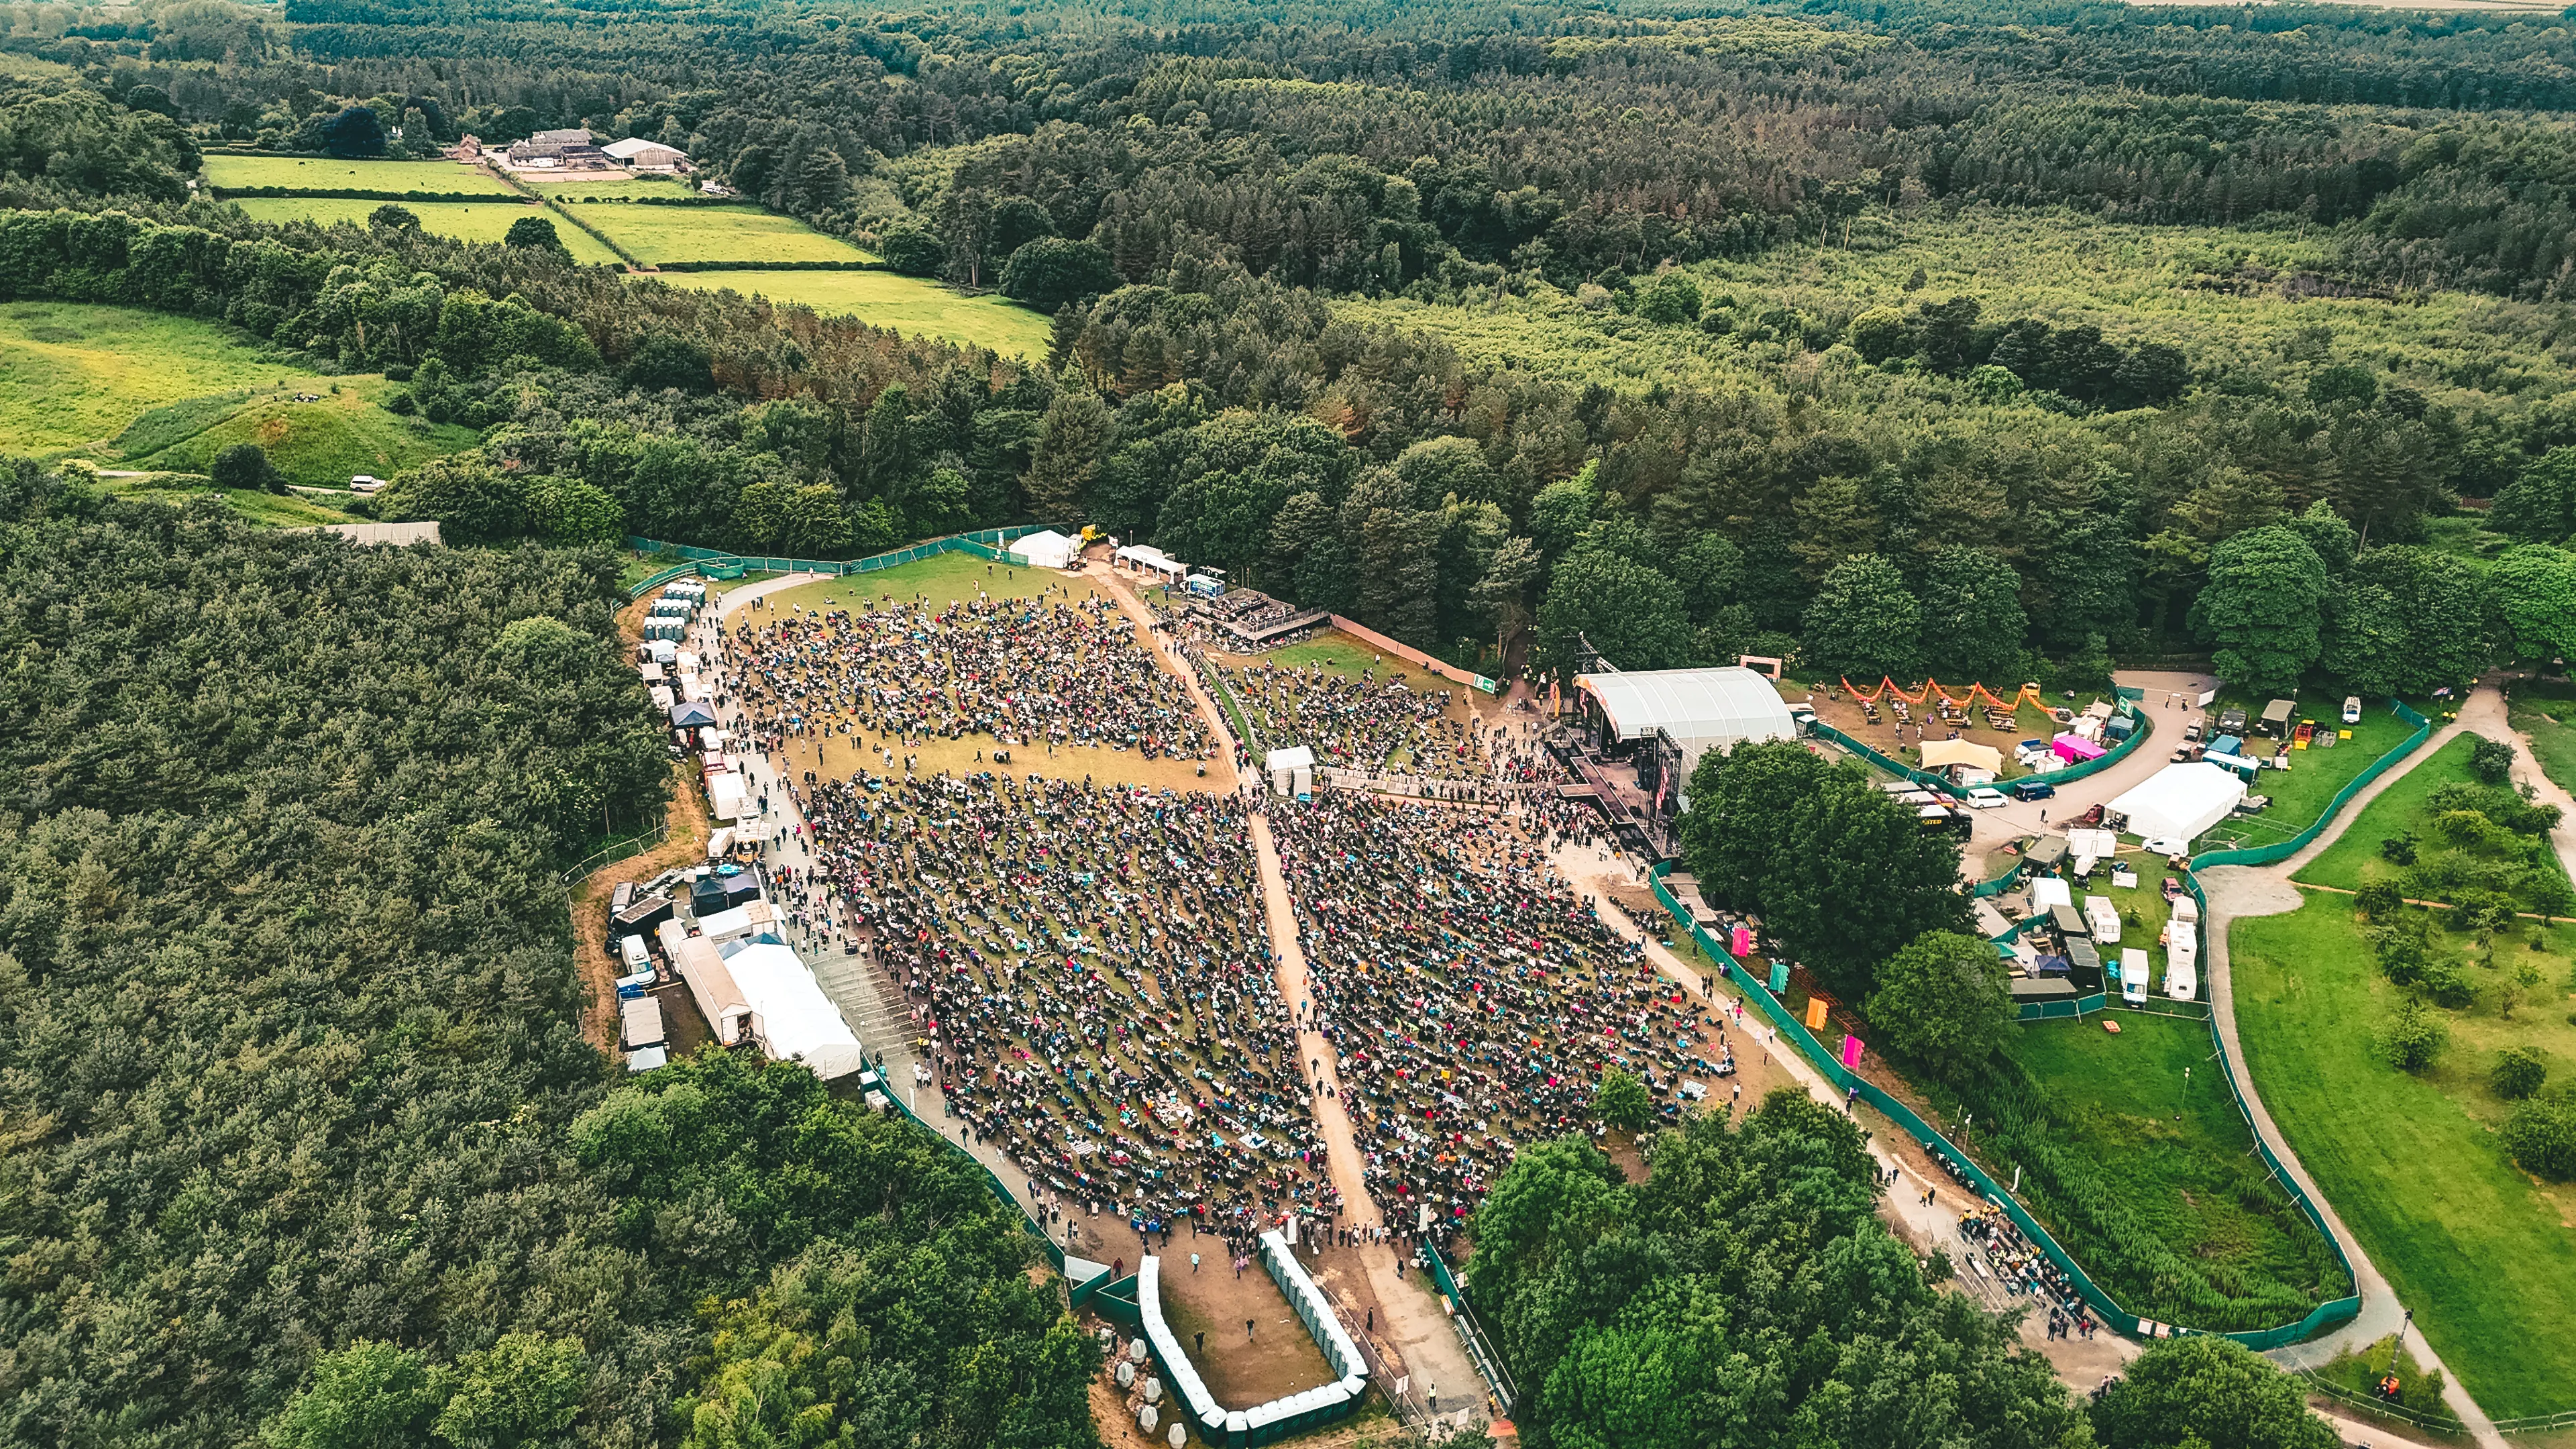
565, 590, 720, 1055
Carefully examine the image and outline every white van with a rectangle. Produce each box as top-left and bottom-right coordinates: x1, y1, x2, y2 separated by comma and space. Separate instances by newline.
2342, 696, 2363, 726
348, 474, 386, 494
619, 934, 651, 974
2121, 948, 2150, 1005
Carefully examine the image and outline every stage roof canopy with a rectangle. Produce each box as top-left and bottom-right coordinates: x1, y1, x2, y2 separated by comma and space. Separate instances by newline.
1575, 667, 1797, 750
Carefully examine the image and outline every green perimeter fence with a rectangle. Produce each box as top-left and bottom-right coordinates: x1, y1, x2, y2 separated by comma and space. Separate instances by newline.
1808, 694, 2152, 796
1695, 696, 2429, 1349
623, 525, 1047, 600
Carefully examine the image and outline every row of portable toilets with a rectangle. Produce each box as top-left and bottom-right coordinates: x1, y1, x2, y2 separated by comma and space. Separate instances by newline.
1132, 1232, 1368, 1448
641, 580, 706, 642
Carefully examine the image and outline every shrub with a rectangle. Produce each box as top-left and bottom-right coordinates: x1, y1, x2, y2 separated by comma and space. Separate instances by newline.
2375, 998, 2449, 1073
2353, 880, 2402, 919
2381, 833, 2418, 865
2494, 1046, 2549, 1101
2502, 1089, 2576, 1181
209, 442, 283, 494
504, 215, 568, 254
2449, 889, 2518, 935
877, 223, 945, 276
999, 237, 1119, 313
2472, 733, 2517, 784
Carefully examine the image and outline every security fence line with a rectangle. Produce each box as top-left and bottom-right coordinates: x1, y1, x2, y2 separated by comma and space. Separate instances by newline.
621, 525, 1049, 600
1627, 697, 2437, 1351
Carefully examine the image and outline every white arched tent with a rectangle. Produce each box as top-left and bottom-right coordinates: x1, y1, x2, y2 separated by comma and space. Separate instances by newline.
2106, 763, 2246, 847
1008, 529, 1079, 569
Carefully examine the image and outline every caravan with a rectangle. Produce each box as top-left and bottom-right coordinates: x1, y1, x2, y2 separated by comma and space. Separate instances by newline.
2120, 948, 2151, 1006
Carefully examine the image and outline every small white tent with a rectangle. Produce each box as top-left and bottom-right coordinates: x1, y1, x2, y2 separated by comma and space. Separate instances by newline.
2106, 763, 2246, 845
1009, 529, 1079, 569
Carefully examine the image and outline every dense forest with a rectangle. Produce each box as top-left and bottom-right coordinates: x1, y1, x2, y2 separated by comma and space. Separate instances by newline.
13, 0, 2576, 1437
0, 467, 1096, 1449
15, 0, 2576, 687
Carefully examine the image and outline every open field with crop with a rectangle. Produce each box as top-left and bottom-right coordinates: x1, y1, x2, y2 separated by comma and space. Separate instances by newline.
2235, 896, 2576, 1417
649, 269, 1050, 356
568, 203, 878, 265
227, 198, 624, 264
204, 155, 518, 195
0, 303, 326, 451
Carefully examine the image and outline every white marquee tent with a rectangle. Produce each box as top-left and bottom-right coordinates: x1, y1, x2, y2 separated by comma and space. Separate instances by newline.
1008, 529, 1079, 569
723, 941, 867, 1079
2106, 763, 2246, 846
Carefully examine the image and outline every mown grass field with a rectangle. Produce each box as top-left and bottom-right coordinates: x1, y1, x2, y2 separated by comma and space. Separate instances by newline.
521, 172, 696, 199
569, 204, 878, 266
2294, 733, 2571, 908
2234, 896, 2576, 1417
228, 198, 624, 264
650, 269, 1051, 356
0, 303, 326, 450
204, 155, 519, 195
119, 381, 480, 488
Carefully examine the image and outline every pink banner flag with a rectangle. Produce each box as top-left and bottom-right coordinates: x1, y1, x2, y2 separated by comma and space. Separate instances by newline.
1840, 1035, 1864, 1069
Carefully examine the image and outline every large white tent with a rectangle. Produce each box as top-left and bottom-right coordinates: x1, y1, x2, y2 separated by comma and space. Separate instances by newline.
2106, 763, 2246, 845
1008, 529, 1078, 569
1574, 667, 1797, 808
723, 941, 867, 1078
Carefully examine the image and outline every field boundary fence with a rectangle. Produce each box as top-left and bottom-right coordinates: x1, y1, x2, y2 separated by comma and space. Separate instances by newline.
557, 822, 669, 885
622, 526, 1045, 599
1642, 849, 2363, 1348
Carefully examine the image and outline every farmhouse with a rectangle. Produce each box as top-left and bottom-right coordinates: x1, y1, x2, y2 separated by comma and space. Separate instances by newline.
504, 127, 613, 171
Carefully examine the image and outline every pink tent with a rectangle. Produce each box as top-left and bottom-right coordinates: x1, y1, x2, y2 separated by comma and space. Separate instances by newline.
2052, 733, 2106, 763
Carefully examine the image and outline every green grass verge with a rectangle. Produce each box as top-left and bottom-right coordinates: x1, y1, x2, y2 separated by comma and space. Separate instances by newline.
228, 198, 625, 265
95, 477, 358, 527
0, 303, 326, 451
204, 155, 519, 195
648, 269, 1047, 356
2233, 895, 2576, 1417
2294, 733, 2568, 908
2511, 684, 2576, 808
762, 551, 1073, 614
517, 172, 697, 199
122, 380, 480, 488
568, 203, 877, 266
1902, 1007, 2348, 1332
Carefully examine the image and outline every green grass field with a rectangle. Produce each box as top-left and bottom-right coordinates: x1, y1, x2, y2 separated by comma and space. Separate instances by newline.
2234, 896, 2576, 1417
2294, 733, 2570, 909
2197, 696, 2424, 853
229, 198, 624, 264
568, 204, 878, 266
118, 381, 479, 488
2510, 683, 2576, 808
761, 551, 1075, 614
205, 155, 519, 195
1896, 996, 2346, 1332
650, 270, 1051, 357
0, 304, 328, 451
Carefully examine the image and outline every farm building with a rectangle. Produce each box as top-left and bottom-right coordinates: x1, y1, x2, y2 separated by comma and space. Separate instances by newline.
602, 136, 691, 171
